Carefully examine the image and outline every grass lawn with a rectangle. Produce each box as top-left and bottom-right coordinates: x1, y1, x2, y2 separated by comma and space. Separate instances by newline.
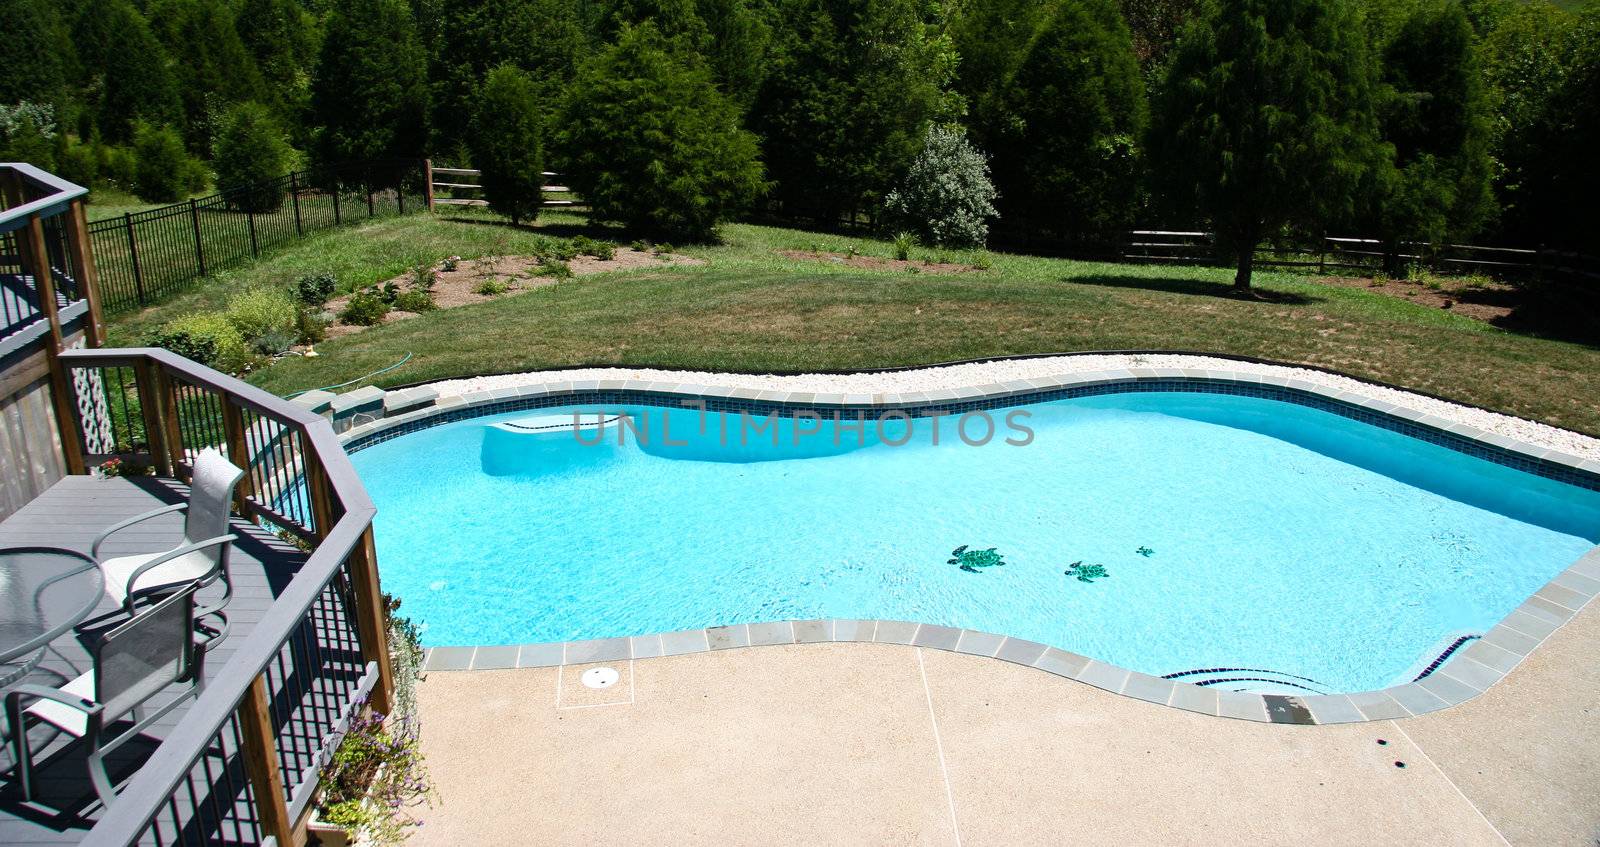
104, 208, 1600, 435
84, 186, 211, 221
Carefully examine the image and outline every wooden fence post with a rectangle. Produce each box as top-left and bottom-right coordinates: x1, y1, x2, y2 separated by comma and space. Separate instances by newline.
238, 675, 297, 847
332, 177, 342, 224
288, 172, 304, 236
188, 199, 206, 277
423, 159, 435, 210
123, 213, 147, 306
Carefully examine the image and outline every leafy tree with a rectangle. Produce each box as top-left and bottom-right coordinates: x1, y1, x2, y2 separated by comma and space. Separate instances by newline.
471, 65, 544, 225
600, 0, 773, 110
1371, 1, 1496, 264
428, 0, 586, 157
310, 0, 431, 164
214, 102, 292, 212
1509, 8, 1599, 249
885, 125, 998, 247
146, 0, 269, 152
953, 0, 1147, 243
0, 102, 57, 169
1118, 0, 1201, 74
558, 22, 767, 240
1150, 0, 1385, 289
132, 123, 195, 202
236, 0, 321, 137
749, 0, 960, 221
0, 0, 67, 107
73, 0, 182, 142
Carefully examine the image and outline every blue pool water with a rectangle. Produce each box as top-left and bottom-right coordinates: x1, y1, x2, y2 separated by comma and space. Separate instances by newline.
350, 393, 1600, 692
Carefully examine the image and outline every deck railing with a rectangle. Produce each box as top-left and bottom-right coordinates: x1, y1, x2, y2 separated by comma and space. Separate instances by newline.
56, 347, 390, 847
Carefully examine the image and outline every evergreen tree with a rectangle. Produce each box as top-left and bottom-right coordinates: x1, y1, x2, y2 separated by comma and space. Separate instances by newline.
132, 123, 194, 202
953, 0, 1147, 243
471, 65, 544, 225
1511, 9, 1599, 249
146, 0, 269, 152
600, 0, 772, 109
236, 0, 320, 137
749, 0, 960, 221
214, 102, 292, 212
429, 0, 586, 158
310, 0, 431, 164
0, 0, 67, 108
558, 22, 767, 240
1150, 0, 1386, 289
73, 0, 182, 142
1372, 1, 1496, 263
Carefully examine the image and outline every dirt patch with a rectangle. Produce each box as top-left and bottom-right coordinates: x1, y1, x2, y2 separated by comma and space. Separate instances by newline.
319, 249, 704, 340
1313, 275, 1518, 323
778, 249, 982, 275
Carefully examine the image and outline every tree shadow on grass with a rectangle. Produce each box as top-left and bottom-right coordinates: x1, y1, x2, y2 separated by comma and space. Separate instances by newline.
438, 215, 628, 241
1067, 273, 1323, 305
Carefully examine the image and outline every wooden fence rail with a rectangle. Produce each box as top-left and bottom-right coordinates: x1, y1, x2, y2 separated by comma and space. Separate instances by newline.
427, 165, 578, 209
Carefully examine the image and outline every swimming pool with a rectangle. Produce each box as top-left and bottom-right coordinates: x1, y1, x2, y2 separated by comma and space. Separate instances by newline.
349, 390, 1600, 694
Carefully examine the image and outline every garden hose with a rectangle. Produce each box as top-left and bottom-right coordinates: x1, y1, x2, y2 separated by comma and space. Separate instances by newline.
283, 352, 414, 399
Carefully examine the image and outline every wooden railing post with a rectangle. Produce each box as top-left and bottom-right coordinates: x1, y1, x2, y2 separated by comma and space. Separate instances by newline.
20, 215, 87, 475
133, 360, 172, 477
156, 369, 188, 479
66, 198, 105, 347
423, 159, 435, 210
220, 398, 256, 517
238, 675, 297, 847
348, 526, 395, 715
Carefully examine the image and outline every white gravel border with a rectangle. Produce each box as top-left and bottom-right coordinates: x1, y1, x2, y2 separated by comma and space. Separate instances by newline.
420, 353, 1600, 464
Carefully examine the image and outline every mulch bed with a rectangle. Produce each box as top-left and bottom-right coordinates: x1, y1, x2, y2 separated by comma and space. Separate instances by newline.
320, 249, 705, 340
1312, 275, 1518, 323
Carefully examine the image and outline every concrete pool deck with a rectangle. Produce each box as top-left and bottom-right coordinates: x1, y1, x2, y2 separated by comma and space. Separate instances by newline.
410, 591, 1599, 846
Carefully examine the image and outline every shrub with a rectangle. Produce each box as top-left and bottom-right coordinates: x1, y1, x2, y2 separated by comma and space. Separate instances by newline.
558, 22, 767, 241
214, 102, 292, 213
892, 232, 916, 261
226, 287, 298, 344
55, 139, 98, 187
571, 236, 615, 260
473, 278, 510, 296
96, 144, 139, 189
410, 263, 437, 291
536, 259, 573, 279
885, 126, 999, 248
147, 312, 251, 373
339, 289, 391, 325
132, 123, 193, 202
296, 307, 332, 344
471, 65, 544, 225
393, 289, 435, 312
293, 272, 337, 306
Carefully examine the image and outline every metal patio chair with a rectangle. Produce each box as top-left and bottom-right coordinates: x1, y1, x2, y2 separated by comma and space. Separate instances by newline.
5, 586, 204, 807
91, 447, 246, 648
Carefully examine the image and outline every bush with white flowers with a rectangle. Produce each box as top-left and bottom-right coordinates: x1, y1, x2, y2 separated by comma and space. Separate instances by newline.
885, 125, 999, 248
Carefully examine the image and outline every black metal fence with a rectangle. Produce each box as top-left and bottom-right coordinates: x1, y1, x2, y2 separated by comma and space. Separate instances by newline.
86, 160, 429, 316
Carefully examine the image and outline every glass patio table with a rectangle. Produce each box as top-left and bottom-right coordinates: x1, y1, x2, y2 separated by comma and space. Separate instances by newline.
0, 547, 104, 688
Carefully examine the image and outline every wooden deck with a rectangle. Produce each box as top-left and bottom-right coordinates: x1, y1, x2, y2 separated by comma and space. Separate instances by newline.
0, 475, 309, 844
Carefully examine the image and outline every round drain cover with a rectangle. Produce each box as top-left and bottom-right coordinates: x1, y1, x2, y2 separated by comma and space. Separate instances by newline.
582, 667, 620, 689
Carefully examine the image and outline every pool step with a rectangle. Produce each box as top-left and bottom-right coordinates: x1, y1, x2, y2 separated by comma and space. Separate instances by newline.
1162, 667, 1332, 695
